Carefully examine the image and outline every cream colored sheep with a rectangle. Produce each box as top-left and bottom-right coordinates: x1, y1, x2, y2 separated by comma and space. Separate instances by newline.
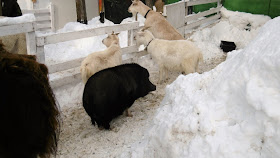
135, 30, 203, 83
0, 17, 27, 54
80, 32, 122, 84
0, 33, 27, 54
128, 0, 184, 40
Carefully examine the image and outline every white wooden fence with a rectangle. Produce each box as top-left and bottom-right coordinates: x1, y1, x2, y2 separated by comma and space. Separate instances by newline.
1, 0, 222, 88
165, 0, 222, 37
22, 3, 55, 32
37, 22, 141, 88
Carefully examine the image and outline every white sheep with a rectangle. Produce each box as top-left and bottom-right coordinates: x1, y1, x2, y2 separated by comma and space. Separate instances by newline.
135, 30, 203, 83
128, 0, 184, 40
80, 32, 122, 84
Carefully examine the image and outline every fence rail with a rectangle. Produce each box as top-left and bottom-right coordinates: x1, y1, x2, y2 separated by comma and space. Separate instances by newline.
22, 3, 54, 32
36, 22, 139, 46
165, 0, 221, 37
187, 0, 219, 6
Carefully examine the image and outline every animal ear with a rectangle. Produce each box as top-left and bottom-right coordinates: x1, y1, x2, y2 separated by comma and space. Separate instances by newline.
115, 33, 120, 36
111, 31, 114, 35
141, 26, 151, 31
137, 32, 145, 36
132, 0, 139, 4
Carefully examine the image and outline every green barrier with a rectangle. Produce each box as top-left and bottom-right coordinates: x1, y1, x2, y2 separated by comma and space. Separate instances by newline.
165, 0, 180, 5
269, 0, 280, 18
190, 0, 280, 18
193, 3, 217, 13
223, 0, 270, 16
166, 0, 279, 18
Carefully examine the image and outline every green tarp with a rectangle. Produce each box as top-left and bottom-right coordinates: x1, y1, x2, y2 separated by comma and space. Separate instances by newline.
167, 0, 280, 18
165, 0, 180, 4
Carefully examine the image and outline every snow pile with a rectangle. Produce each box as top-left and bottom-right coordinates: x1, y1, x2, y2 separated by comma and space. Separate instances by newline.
0, 14, 35, 26
122, 17, 280, 158
190, 7, 271, 65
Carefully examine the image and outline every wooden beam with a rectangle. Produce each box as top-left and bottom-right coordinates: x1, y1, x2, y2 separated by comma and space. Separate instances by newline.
76, 0, 88, 24
0, 0, 2, 16
22, 8, 50, 14
0, 22, 34, 36
186, 0, 218, 6
36, 22, 139, 46
48, 57, 85, 74
185, 13, 221, 30
50, 3, 55, 32
49, 50, 149, 88
26, 31, 37, 55
47, 45, 138, 74
35, 23, 51, 30
49, 67, 81, 88
185, 6, 221, 23
35, 16, 51, 22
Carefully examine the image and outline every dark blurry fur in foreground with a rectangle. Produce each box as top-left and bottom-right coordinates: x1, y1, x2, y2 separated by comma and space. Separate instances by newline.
0, 42, 60, 158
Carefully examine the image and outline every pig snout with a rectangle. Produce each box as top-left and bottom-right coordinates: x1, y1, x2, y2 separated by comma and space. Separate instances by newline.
150, 83, 156, 91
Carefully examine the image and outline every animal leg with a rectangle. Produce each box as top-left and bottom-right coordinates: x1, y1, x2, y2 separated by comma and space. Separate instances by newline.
96, 119, 110, 130
182, 57, 196, 75
162, 67, 168, 82
125, 109, 133, 117
158, 65, 164, 84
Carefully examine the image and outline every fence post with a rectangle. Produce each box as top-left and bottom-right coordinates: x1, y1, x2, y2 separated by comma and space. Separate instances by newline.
217, 0, 221, 16
25, 23, 37, 56
217, 0, 221, 6
185, 1, 188, 16
128, 30, 132, 47
49, 3, 55, 32
76, 0, 88, 24
0, 0, 2, 16
36, 46, 45, 63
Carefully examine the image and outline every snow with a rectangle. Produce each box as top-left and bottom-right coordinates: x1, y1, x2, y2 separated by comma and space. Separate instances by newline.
0, 14, 35, 26
190, 7, 271, 67
121, 16, 280, 158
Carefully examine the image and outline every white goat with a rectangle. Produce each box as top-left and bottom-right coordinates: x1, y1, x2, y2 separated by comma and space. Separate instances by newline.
80, 32, 122, 84
128, 0, 184, 40
135, 30, 203, 83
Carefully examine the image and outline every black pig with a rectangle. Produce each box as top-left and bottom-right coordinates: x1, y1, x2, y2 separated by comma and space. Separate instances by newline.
82, 63, 156, 129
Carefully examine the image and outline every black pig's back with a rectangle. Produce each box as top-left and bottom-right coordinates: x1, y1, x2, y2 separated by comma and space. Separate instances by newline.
82, 64, 142, 126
